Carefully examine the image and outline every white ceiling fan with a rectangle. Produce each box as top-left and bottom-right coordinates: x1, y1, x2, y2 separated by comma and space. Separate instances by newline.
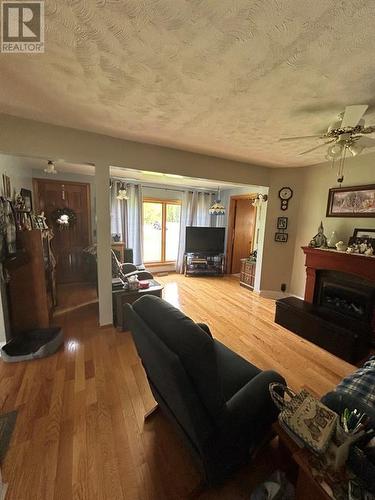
279, 105, 375, 182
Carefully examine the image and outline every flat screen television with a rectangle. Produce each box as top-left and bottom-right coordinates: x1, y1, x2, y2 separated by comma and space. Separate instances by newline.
185, 227, 225, 254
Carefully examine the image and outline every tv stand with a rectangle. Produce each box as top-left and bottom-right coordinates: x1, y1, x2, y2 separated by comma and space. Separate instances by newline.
184, 253, 225, 277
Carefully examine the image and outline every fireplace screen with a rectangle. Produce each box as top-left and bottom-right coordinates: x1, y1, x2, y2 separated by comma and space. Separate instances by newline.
315, 270, 375, 327
320, 282, 367, 320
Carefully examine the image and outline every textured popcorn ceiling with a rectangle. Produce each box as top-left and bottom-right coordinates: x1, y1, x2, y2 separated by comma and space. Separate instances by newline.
1, 0, 375, 167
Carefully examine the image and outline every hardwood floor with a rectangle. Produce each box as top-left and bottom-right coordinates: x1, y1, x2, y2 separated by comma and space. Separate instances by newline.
0, 275, 355, 499
53, 283, 98, 317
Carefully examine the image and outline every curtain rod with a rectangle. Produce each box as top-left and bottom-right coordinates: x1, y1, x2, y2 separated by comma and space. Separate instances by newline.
110, 177, 215, 195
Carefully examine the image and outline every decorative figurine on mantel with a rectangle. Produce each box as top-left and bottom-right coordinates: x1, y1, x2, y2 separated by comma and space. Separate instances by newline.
309, 221, 328, 248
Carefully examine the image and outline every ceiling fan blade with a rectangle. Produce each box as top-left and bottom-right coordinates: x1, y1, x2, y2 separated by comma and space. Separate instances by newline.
299, 141, 333, 155
340, 105, 368, 128
278, 135, 322, 142
356, 136, 375, 148
361, 125, 375, 134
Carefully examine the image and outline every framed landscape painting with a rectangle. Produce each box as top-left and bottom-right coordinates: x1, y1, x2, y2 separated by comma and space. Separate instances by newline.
326, 184, 375, 217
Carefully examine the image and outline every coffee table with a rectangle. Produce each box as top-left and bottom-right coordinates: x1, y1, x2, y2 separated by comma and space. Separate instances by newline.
112, 279, 164, 330
274, 422, 352, 500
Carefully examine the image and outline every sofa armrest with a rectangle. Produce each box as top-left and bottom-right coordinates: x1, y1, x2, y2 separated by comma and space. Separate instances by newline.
226, 370, 285, 429
197, 323, 213, 338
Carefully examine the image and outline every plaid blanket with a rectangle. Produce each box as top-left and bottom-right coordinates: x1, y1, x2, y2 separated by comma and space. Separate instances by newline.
335, 356, 375, 408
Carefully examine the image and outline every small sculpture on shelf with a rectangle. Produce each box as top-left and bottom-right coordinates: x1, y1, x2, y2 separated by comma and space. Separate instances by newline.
346, 239, 374, 256
309, 221, 328, 248
327, 231, 339, 248
335, 241, 347, 252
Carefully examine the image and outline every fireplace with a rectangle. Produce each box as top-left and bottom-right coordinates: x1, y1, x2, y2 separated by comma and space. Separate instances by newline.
274, 247, 375, 362
314, 270, 375, 332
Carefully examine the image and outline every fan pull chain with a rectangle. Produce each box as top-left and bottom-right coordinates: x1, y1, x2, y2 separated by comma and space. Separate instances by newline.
337, 147, 347, 184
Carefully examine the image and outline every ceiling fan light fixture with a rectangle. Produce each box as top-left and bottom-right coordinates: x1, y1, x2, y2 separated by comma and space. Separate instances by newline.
348, 143, 364, 157
327, 143, 343, 159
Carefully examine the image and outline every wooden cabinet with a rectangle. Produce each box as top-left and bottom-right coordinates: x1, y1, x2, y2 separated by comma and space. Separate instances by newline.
5, 230, 56, 336
239, 258, 256, 290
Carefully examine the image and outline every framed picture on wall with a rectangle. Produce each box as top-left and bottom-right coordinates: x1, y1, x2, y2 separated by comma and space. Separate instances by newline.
275, 232, 288, 243
326, 184, 375, 217
277, 217, 288, 230
20, 188, 33, 211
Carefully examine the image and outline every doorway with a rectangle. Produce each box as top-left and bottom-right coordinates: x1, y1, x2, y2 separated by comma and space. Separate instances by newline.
226, 195, 257, 274
33, 179, 91, 284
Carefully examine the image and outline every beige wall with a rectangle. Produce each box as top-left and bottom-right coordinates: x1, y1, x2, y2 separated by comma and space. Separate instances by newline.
0, 114, 272, 326
0, 153, 34, 195
0, 113, 373, 326
290, 153, 375, 298
259, 168, 304, 295
0, 114, 271, 187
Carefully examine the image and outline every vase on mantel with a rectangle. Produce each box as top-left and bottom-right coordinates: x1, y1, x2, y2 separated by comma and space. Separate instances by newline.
327, 231, 339, 248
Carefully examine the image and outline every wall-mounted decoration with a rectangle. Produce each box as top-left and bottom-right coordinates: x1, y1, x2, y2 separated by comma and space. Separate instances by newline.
2, 174, 11, 199
275, 232, 288, 243
20, 188, 33, 211
278, 187, 293, 211
51, 207, 77, 229
326, 184, 375, 218
277, 217, 288, 230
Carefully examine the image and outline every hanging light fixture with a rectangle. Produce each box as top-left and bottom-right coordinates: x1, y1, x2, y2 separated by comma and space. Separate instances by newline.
44, 160, 58, 175
209, 187, 225, 215
252, 193, 268, 207
116, 182, 129, 201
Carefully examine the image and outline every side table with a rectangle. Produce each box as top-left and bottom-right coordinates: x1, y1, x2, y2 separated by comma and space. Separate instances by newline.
112, 279, 164, 330
274, 422, 350, 500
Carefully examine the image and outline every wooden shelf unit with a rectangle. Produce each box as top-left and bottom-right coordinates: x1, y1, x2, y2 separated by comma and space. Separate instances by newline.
239, 258, 256, 290
5, 230, 56, 336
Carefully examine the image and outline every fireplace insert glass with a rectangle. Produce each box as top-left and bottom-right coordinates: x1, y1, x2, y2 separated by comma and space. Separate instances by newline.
315, 270, 375, 328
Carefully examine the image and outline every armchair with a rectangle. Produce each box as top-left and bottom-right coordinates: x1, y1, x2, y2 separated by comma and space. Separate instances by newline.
111, 250, 153, 281
125, 295, 285, 484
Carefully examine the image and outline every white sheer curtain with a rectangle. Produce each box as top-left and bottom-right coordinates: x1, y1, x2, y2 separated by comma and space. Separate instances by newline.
126, 184, 143, 265
110, 181, 144, 265
176, 191, 195, 273
176, 190, 225, 273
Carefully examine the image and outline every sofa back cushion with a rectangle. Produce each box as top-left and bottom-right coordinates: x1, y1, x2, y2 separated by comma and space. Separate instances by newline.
133, 295, 224, 419
126, 303, 213, 449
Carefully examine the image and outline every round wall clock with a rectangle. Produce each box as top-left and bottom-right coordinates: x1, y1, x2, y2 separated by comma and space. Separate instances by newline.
278, 187, 293, 211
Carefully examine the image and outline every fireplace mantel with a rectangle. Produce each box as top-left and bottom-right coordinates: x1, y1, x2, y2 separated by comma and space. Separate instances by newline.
302, 246, 375, 302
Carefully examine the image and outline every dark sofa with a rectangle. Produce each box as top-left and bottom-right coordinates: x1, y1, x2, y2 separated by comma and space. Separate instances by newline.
125, 295, 285, 484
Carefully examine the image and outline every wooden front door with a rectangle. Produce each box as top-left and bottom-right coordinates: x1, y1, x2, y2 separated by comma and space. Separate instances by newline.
34, 179, 91, 284
227, 196, 256, 274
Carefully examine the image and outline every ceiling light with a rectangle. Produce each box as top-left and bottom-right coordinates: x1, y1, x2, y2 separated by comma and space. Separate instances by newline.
252, 193, 268, 207
44, 160, 58, 175
116, 182, 129, 201
326, 143, 343, 159
209, 187, 225, 216
348, 143, 364, 156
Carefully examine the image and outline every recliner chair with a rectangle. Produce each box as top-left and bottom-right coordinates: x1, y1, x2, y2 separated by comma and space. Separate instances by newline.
125, 295, 285, 484
111, 249, 153, 281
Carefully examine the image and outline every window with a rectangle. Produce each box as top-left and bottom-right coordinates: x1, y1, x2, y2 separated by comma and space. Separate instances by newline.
143, 199, 181, 263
